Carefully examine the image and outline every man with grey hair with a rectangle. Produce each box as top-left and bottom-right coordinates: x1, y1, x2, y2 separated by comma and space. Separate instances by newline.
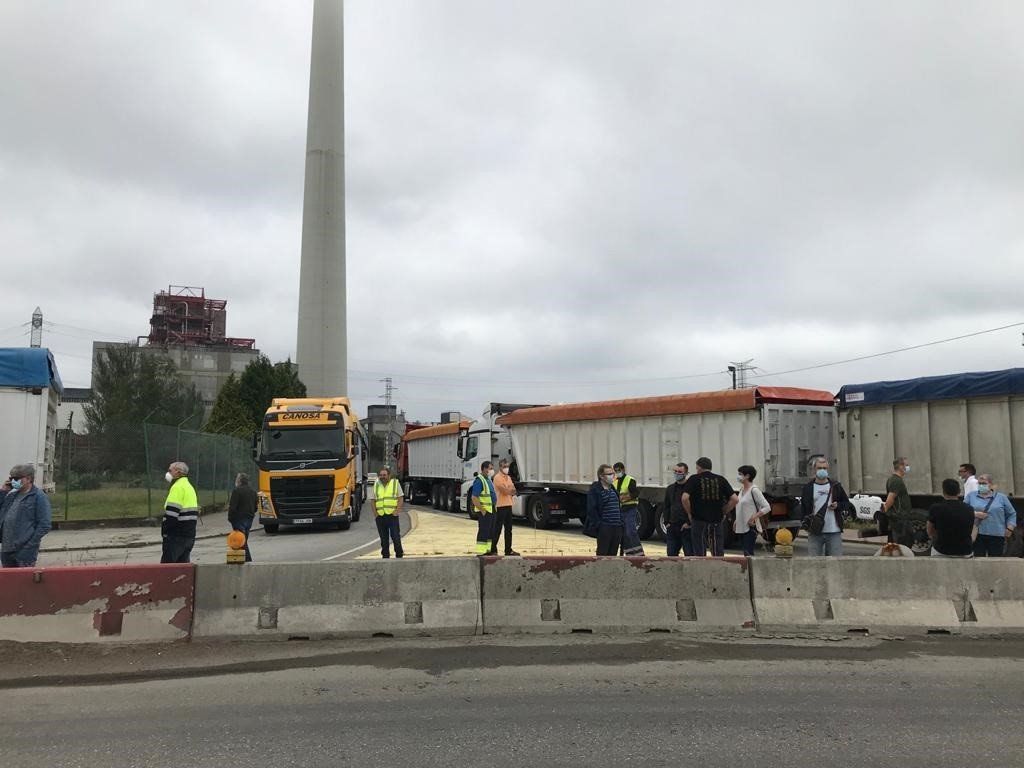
227, 472, 257, 562
161, 461, 199, 563
0, 464, 52, 567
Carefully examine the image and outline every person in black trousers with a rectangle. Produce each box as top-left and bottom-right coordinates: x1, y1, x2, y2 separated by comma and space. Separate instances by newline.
227, 472, 258, 562
586, 464, 624, 556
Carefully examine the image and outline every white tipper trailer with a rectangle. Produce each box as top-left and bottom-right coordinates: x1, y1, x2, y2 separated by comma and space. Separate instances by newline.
496, 386, 838, 542
0, 348, 63, 493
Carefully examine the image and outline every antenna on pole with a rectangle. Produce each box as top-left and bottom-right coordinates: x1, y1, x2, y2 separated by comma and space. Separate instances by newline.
379, 377, 397, 467
727, 359, 756, 389
30, 307, 43, 348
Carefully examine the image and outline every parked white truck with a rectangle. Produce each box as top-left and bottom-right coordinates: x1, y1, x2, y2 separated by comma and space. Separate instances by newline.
402, 388, 837, 543
496, 386, 837, 542
0, 348, 63, 493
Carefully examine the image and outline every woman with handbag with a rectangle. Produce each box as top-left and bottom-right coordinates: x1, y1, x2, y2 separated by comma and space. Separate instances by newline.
966, 474, 1017, 557
800, 457, 853, 556
734, 465, 770, 556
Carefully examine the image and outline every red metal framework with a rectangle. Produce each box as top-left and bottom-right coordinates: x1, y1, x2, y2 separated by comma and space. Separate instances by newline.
145, 285, 255, 349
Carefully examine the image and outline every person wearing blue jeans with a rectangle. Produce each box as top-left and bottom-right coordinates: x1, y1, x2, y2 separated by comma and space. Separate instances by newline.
801, 457, 852, 557
966, 474, 1016, 558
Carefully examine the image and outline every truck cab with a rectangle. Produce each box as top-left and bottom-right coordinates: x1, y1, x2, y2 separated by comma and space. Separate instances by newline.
254, 397, 365, 533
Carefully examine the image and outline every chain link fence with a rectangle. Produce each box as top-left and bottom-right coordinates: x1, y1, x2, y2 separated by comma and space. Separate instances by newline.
53, 422, 255, 523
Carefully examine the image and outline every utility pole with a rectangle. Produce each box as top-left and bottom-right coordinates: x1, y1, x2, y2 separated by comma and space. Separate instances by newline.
30, 307, 42, 348
379, 377, 396, 468
728, 359, 755, 389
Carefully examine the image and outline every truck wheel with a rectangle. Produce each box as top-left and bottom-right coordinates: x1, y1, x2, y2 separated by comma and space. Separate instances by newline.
446, 484, 457, 513
528, 496, 551, 528
637, 500, 656, 540
336, 518, 351, 531
403, 482, 414, 504
263, 523, 279, 535
655, 505, 669, 540
432, 485, 441, 509
909, 510, 932, 556
353, 491, 362, 521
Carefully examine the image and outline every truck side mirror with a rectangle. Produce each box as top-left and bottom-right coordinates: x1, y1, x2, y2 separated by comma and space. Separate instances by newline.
457, 435, 466, 459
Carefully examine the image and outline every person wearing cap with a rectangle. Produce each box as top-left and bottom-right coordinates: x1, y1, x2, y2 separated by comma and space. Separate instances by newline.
0, 464, 51, 567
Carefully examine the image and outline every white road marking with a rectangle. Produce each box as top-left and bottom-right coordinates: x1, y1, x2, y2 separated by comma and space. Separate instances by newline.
320, 537, 381, 561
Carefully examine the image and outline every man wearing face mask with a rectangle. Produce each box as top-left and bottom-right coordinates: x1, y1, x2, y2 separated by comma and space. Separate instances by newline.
161, 461, 199, 563
882, 457, 914, 546
663, 462, 693, 556
489, 459, 520, 556
471, 461, 497, 556
614, 462, 645, 556
799, 457, 852, 556
586, 464, 624, 556
0, 464, 52, 568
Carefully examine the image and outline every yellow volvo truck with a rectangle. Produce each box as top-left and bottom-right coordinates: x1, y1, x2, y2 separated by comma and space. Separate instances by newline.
254, 397, 368, 534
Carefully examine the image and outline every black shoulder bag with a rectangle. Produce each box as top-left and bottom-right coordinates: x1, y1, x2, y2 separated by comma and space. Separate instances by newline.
801, 484, 832, 535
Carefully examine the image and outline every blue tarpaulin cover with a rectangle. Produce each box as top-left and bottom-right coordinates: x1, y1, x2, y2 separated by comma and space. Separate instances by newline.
836, 368, 1024, 408
0, 348, 64, 395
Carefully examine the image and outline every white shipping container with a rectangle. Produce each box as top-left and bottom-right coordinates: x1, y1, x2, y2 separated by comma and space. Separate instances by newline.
501, 389, 836, 499
406, 431, 465, 481
837, 394, 1024, 498
0, 349, 61, 493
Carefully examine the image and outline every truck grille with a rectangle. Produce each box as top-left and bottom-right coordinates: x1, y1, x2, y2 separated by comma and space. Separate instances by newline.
269, 476, 333, 519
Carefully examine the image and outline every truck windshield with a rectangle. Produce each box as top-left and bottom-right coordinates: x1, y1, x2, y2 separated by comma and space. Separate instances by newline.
259, 427, 348, 464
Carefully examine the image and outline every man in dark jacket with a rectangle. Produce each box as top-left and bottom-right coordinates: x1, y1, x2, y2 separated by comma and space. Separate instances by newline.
663, 462, 695, 557
800, 457, 853, 556
586, 464, 624, 556
0, 464, 51, 567
227, 472, 257, 562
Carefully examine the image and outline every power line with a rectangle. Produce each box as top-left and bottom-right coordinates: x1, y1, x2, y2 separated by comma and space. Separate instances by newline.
749, 320, 1024, 381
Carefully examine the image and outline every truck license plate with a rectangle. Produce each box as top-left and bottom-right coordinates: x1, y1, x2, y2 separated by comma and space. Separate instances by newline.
292, 518, 313, 525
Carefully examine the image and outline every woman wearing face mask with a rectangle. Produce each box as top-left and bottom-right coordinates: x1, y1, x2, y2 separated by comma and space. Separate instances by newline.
734, 465, 770, 556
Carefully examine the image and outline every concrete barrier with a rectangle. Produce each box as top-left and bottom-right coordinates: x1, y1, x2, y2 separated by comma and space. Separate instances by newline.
0, 564, 194, 643
481, 556, 755, 634
751, 557, 1024, 634
192, 559, 482, 639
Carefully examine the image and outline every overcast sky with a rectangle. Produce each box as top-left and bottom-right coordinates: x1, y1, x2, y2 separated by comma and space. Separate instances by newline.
1, 1, 1022, 423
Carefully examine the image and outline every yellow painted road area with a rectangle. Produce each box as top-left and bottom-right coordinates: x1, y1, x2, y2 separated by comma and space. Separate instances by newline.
358, 506, 670, 559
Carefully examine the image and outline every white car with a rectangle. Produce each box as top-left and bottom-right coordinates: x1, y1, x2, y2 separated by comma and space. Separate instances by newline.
850, 494, 884, 522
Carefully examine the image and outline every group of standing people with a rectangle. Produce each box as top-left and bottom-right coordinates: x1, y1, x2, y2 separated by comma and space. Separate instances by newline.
926, 462, 1017, 558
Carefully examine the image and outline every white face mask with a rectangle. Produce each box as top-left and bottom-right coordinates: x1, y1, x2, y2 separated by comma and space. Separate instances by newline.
737, 475, 745, 484
602, 474, 615, 484
487, 469, 495, 478
500, 467, 509, 475
165, 471, 174, 484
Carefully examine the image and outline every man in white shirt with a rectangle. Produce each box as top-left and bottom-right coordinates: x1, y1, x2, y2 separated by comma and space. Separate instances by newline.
959, 463, 979, 498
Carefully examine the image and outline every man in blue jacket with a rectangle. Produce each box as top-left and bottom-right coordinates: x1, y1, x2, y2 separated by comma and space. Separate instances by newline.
586, 464, 624, 556
0, 464, 52, 567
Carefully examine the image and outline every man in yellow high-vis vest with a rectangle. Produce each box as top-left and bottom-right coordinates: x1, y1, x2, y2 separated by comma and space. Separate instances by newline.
471, 461, 497, 555
615, 461, 645, 556
161, 461, 200, 563
372, 466, 404, 558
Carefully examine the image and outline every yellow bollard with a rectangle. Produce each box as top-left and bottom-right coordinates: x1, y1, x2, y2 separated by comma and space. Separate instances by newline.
773, 527, 795, 558
226, 530, 247, 564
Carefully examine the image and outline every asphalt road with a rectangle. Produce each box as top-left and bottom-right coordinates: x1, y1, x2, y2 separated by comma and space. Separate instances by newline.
36, 503, 411, 567
4, 634, 1023, 767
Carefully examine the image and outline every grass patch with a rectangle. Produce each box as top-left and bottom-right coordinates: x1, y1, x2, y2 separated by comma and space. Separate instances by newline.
52, 485, 154, 522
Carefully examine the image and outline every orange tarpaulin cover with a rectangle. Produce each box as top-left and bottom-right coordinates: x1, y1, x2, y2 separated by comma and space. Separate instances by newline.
496, 387, 834, 426
402, 420, 471, 441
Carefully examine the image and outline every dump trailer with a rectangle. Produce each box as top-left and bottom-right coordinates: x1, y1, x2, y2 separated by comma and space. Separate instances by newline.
496, 386, 837, 542
0, 348, 62, 494
399, 419, 472, 510
254, 397, 366, 534
836, 368, 1024, 545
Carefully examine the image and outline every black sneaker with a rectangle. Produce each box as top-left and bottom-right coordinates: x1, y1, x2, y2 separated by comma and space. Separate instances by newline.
505, 550, 521, 556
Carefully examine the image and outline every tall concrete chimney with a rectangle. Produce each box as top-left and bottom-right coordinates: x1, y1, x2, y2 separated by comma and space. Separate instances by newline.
296, 0, 346, 397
